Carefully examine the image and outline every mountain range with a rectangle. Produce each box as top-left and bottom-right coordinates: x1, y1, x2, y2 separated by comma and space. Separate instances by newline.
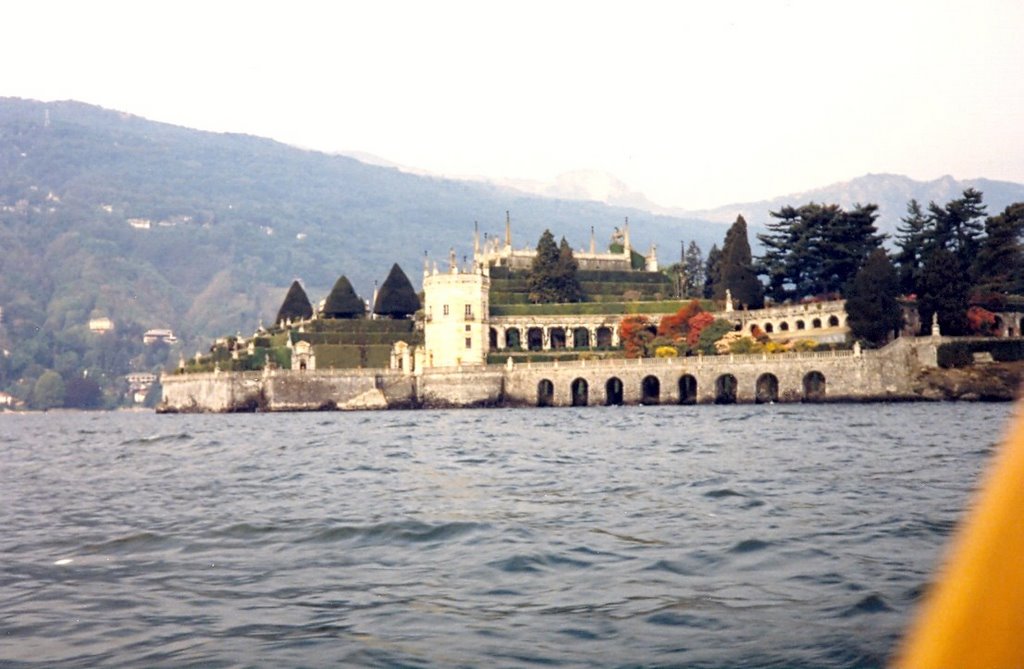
2, 96, 1022, 357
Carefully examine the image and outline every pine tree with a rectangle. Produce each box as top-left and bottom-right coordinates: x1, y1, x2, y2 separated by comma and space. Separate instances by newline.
719, 215, 764, 308
820, 203, 884, 294
893, 199, 930, 295
275, 280, 313, 324
973, 203, 1024, 295
373, 263, 421, 318
928, 188, 986, 274
323, 275, 365, 319
845, 248, 903, 345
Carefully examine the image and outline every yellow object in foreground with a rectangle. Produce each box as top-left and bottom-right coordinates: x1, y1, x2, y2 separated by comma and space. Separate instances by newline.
894, 405, 1024, 668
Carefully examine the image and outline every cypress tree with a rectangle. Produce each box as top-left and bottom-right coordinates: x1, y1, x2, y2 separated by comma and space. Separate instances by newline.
373, 263, 420, 318
683, 241, 704, 297
720, 215, 764, 308
555, 237, 583, 302
323, 275, 365, 319
275, 280, 313, 324
845, 248, 904, 345
703, 244, 722, 299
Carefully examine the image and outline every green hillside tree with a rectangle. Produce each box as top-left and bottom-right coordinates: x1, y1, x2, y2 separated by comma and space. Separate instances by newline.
719, 215, 764, 308
845, 248, 904, 345
31, 370, 65, 410
323, 275, 365, 319
373, 263, 420, 318
275, 280, 313, 324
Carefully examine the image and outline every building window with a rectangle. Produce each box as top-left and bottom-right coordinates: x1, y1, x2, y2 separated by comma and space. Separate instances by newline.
465, 324, 471, 332
464, 304, 473, 317
443, 304, 449, 316
465, 337, 472, 349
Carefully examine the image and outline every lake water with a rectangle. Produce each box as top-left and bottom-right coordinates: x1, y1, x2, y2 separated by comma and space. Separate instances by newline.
0, 403, 1017, 668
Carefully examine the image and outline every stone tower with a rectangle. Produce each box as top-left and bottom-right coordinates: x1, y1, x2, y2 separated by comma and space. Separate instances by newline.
422, 259, 490, 367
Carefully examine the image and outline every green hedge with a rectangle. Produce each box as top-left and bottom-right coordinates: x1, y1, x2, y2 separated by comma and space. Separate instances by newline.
490, 301, 687, 317
938, 339, 1024, 368
306, 318, 415, 334
291, 332, 421, 346
313, 344, 393, 369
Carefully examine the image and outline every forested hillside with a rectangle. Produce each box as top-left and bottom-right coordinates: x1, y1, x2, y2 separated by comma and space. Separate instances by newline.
0, 97, 718, 405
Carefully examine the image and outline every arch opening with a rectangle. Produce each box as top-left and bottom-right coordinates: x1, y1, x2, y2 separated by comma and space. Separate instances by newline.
803, 371, 826, 402
571, 378, 589, 407
812, 318, 822, 329
779, 321, 790, 331
755, 373, 779, 404
506, 328, 521, 349
596, 326, 613, 349
488, 327, 498, 349
715, 374, 738, 404
605, 377, 624, 406
527, 327, 544, 351
828, 315, 840, 327
573, 327, 591, 348
764, 323, 774, 333
641, 375, 660, 405
537, 379, 554, 407
678, 375, 698, 405
549, 327, 566, 349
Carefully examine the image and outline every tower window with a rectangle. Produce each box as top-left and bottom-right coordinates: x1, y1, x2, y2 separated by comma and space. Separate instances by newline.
464, 304, 473, 317
443, 304, 449, 316
465, 337, 472, 349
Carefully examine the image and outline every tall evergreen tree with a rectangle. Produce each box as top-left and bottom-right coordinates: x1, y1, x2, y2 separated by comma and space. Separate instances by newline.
719, 215, 764, 308
703, 244, 722, 299
893, 199, 931, 295
844, 248, 904, 345
917, 247, 970, 336
555, 238, 583, 302
820, 203, 884, 294
683, 240, 704, 297
928, 188, 986, 273
373, 263, 420, 318
275, 280, 313, 324
323, 275, 365, 319
973, 203, 1024, 295
528, 230, 565, 303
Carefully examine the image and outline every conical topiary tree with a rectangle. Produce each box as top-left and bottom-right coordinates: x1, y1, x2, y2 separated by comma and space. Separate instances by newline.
373, 263, 420, 318
275, 280, 313, 324
323, 275, 365, 319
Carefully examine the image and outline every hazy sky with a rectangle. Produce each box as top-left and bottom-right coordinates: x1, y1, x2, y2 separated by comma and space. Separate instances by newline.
4, 0, 1023, 209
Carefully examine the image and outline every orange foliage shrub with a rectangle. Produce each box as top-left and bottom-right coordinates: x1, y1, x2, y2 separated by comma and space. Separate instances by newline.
686, 312, 716, 347
657, 300, 704, 339
620, 315, 655, 358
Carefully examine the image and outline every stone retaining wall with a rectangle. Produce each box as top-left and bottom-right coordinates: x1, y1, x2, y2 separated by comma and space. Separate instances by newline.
160, 337, 943, 412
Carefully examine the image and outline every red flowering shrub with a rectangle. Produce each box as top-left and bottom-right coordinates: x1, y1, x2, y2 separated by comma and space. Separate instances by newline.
686, 312, 716, 347
967, 306, 997, 335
